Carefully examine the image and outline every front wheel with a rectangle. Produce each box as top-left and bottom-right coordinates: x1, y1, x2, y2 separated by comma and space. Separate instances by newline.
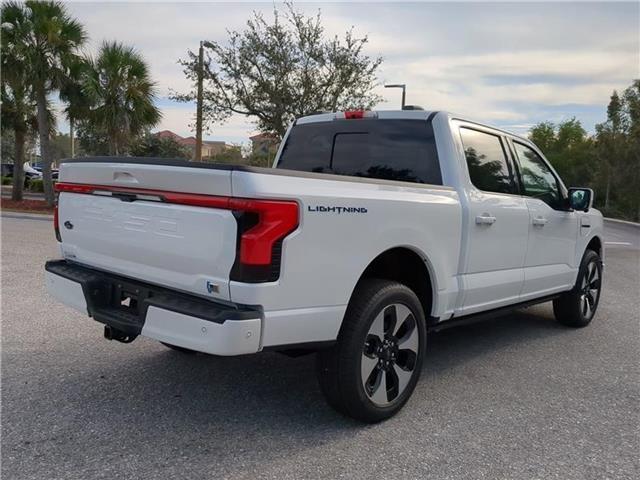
316, 279, 427, 423
553, 249, 602, 328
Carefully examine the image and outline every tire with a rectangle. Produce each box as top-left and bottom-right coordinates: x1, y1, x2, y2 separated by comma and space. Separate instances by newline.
161, 342, 197, 354
553, 249, 603, 328
316, 279, 427, 423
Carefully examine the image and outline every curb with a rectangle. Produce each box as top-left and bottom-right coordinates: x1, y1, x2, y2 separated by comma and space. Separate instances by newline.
1, 211, 53, 221
604, 217, 640, 227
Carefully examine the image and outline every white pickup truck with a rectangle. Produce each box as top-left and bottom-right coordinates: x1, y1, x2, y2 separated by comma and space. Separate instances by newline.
45, 110, 604, 422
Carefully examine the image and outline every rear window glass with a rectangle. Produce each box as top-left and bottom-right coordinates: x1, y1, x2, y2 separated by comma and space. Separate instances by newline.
276, 119, 442, 185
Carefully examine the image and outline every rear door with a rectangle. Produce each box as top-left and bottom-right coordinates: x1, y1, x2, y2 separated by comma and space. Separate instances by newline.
456, 124, 529, 315
509, 140, 578, 299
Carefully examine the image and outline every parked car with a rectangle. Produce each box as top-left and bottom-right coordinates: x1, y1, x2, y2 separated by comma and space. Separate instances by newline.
1, 163, 43, 184
45, 110, 604, 422
30, 163, 59, 180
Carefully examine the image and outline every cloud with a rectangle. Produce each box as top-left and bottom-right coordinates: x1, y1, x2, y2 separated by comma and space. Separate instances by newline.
56, 1, 638, 140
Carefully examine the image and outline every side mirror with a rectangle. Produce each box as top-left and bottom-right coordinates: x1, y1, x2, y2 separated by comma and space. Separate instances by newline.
568, 188, 593, 212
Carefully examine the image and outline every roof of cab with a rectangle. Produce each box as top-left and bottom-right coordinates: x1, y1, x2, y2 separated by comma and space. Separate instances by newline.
296, 109, 434, 125
294, 110, 528, 142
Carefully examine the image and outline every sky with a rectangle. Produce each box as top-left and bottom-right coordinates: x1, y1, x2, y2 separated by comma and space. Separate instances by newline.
60, 1, 640, 145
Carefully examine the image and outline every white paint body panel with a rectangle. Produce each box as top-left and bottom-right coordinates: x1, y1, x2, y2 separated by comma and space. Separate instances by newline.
229, 170, 461, 316
520, 198, 579, 298
45, 271, 88, 314
57, 189, 237, 302
141, 307, 261, 356
261, 306, 347, 347
50, 111, 604, 355
45, 269, 261, 356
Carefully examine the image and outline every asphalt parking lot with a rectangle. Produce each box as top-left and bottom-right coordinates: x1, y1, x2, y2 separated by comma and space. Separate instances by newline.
1, 215, 638, 480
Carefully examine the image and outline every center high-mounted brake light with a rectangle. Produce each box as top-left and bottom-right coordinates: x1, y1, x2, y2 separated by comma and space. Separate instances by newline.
55, 182, 299, 281
335, 110, 378, 120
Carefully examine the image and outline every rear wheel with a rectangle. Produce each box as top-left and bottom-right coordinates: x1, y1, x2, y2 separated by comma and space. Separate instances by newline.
316, 279, 426, 423
553, 249, 602, 327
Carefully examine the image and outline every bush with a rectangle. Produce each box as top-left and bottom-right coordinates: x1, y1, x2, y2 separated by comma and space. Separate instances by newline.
246, 153, 274, 168
1, 176, 12, 185
28, 179, 44, 192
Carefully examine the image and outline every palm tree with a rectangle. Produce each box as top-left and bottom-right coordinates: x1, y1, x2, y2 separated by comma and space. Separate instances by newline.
83, 41, 161, 155
1, 88, 32, 201
59, 59, 92, 158
18, 1, 86, 205
1, 2, 36, 201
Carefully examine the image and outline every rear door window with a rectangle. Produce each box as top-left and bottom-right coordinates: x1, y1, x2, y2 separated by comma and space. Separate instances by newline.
277, 119, 442, 185
460, 127, 517, 195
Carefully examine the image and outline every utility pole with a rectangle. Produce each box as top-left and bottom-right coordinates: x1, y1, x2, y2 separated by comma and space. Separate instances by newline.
70, 117, 75, 158
195, 41, 204, 162
384, 83, 406, 109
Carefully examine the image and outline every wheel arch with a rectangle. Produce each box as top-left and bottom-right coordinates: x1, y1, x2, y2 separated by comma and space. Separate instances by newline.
586, 235, 603, 258
348, 246, 438, 323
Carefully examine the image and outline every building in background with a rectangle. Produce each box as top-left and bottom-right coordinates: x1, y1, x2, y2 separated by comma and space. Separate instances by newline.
249, 133, 280, 157
155, 130, 231, 160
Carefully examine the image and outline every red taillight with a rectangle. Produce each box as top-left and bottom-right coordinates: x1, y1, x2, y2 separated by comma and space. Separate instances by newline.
344, 110, 365, 119
229, 199, 298, 265
55, 183, 95, 194
53, 202, 61, 242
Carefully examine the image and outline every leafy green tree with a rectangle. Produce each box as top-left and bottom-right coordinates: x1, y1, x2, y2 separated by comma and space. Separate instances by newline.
81, 41, 161, 155
59, 59, 92, 158
1, 1, 37, 200
51, 131, 75, 163
129, 134, 190, 159
530, 80, 640, 221
529, 121, 556, 153
172, 3, 383, 139
529, 118, 597, 202
207, 145, 244, 164
596, 91, 625, 210
609, 81, 640, 220
1, 129, 16, 164
76, 123, 110, 156
13, 0, 87, 205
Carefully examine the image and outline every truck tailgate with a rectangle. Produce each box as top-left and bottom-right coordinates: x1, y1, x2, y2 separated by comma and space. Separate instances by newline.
56, 161, 237, 301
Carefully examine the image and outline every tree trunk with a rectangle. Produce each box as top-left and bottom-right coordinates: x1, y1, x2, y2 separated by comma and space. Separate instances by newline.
36, 87, 55, 206
109, 133, 118, 156
11, 130, 25, 202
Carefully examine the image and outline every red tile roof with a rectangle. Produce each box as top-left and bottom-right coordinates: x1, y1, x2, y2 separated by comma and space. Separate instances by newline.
250, 132, 279, 141
154, 130, 226, 147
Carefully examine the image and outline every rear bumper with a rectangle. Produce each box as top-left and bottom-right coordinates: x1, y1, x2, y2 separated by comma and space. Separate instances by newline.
45, 260, 262, 356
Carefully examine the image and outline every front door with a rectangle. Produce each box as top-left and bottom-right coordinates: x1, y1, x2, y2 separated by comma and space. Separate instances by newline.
510, 140, 579, 300
457, 126, 530, 315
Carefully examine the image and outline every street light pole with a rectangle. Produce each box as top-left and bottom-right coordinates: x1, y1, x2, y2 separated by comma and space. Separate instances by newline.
70, 117, 75, 158
385, 83, 406, 109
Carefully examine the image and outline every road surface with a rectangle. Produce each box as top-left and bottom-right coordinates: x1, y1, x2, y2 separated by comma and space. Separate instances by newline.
1, 215, 638, 479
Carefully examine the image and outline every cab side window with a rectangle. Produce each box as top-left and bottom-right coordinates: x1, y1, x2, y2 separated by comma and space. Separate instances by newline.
460, 128, 516, 195
512, 141, 562, 209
